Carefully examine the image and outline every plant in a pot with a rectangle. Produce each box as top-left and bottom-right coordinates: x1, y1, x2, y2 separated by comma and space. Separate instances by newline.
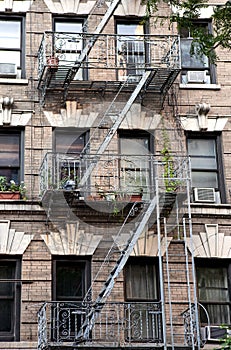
0, 176, 26, 200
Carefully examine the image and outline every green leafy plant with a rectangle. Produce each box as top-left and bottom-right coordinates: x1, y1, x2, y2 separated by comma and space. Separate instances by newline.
0, 176, 27, 199
218, 326, 231, 350
141, 0, 231, 63
160, 120, 180, 192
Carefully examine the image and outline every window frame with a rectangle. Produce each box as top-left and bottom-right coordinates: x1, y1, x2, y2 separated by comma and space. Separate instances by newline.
186, 132, 226, 203
196, 258, 231, 326
0, 129, 24, 184
115, 18, 149, 80
0, 16, 25, 79
53, 17, 87, 80
52, 257, 91, 302
180, 20, 216, 85
0, 256, 21, 341
124, 257, 160, 302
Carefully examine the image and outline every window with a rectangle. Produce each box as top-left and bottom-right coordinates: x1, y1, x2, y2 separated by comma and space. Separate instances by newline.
196, 260, 231, 325
124, 258, 161, 342
53, 18, 84, 79
0, 258, 21, 341
52, 258, 91, 341
125, 258, 158, 300
54, 128, 88, 189
187, 133, 225, 203
119, 130, 152, 198
0, 130, 23, 184
180, 22, 215, 84
116, 21, 145, 81
0, 17, 24, 78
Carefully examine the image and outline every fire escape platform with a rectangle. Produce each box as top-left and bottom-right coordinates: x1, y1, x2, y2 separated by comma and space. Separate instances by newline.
38, 32, 181, 104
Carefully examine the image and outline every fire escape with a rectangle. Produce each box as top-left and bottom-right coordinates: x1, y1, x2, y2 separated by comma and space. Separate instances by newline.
37, 0, 202, 349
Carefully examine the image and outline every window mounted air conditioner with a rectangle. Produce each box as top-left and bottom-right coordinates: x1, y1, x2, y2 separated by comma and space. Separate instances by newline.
0, 63, 17, 78
186, 70, 206, 83
193, 188, 216, 203
204, 326, 231, 341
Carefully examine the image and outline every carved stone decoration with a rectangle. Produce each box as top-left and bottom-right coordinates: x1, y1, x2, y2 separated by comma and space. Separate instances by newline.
0, 220, 34, 254
188, 224, 231, 258
195, 102, 210, 130
113, 229, 171, 257
0, 96, 14, 124
119, 0, 146, 16
42, 223, 102, 255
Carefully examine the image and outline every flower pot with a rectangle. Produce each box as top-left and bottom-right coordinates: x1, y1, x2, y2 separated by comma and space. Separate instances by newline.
130, 194, 142, 202
47, 56, 59, 71
0, 191, 20, 199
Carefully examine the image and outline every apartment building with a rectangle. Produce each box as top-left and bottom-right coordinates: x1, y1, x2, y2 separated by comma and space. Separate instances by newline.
0, 0, 230, 350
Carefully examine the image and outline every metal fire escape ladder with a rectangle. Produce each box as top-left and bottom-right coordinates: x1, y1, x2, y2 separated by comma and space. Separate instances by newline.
75, 195, 158, 342
78, 70, 153, 189
63, 0, 121, 95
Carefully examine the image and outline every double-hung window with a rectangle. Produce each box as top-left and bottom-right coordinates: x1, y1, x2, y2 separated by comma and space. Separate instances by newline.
196, 260, 231, 326
119, 131, 152, 199
0, 258, 21, 341
116, 21, 145, 81
180, 22, 215, 84
187, 133, 225, 203
53, 19, 84, 80
0, 130, 23, 184
124, 257, 161, 342
0, 17, 24, 79
52, 258, 91, 341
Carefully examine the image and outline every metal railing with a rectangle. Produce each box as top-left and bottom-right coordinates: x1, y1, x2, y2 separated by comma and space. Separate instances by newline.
39, 153, 190, 199
38, 32, 180, 80
38, 301, 163, 349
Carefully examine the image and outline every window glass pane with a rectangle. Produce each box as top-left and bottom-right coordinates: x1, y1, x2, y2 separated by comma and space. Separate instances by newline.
197, 266, 230, 324
191, 171, 218, 188
0, 21, 20, 48
190, 157, 217, 169
188, 139, 216, 157
0, 134, 20, 167
0, 51, 20, 66
125, 262, 157, 300
55, 22, 82, 33
181, 39, 208, 68
0, 264, 14, 296
117, 24, 144, 36
55, 131, 86, 154
0, 300, 12, 331
56, 263, 85, 299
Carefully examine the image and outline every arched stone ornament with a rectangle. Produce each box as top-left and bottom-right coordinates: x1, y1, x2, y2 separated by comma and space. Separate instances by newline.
0, 220, 34, 254
41, 223, 102, 255
187, 224, 231, 258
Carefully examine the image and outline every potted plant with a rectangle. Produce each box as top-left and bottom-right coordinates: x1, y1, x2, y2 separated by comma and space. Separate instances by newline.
0, 176, 26, 200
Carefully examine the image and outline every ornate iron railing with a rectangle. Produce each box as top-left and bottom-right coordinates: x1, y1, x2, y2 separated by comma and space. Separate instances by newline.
38, 32, 180, 80
38, 301, 163, 349
39, 153, 190, 199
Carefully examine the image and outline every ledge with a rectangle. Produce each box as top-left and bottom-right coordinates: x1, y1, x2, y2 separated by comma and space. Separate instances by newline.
191, 203, 231, 217
0, 78, 28, 84
179, 83, 221, 90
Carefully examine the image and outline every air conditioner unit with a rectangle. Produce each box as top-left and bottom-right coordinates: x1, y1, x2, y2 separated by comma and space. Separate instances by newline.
204, 326, 230, 341
186, 70, 206, 83
0, 63, 17, 78
193, 187, 216, 203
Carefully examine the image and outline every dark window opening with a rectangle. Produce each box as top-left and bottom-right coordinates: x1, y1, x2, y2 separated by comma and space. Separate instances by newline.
0, 258, 21, 341
196, 259, 231, 325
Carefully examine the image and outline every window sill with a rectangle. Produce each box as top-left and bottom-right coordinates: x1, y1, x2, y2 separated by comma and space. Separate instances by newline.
179, 83, 221, 90
0, 78, 28, 84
